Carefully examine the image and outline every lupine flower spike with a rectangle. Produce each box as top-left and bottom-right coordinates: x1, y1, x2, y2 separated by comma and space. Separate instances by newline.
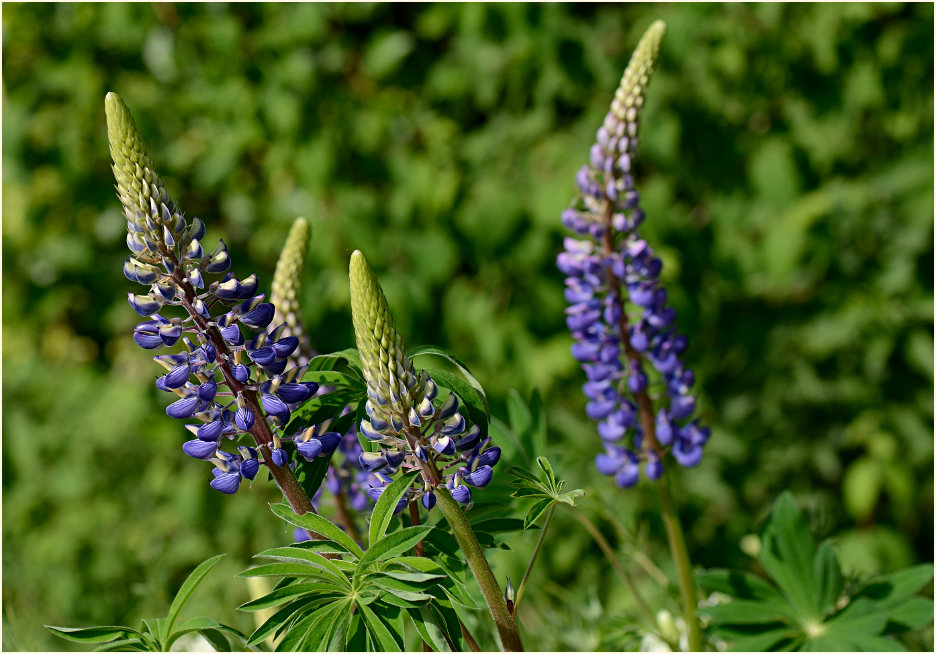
558, 21, 710, 489
271, 217, 315, 367
107, 93, 321, 499
349, 250, 499, 511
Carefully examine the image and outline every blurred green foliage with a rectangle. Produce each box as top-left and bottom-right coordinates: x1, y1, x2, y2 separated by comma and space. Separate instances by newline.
2, 3, 932, 651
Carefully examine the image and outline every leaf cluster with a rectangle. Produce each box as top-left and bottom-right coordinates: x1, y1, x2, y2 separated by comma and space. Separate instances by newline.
507, 456, 585, 531
698, 493, 934, 651
242, 477, 476, 651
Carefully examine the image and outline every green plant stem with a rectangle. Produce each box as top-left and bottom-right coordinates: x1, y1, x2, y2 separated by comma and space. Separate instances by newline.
567, 508, 656, 627
434, 486, 524, 652
512, 503, 556, 616
656, 477, 702, 651
460, 621, 481, 652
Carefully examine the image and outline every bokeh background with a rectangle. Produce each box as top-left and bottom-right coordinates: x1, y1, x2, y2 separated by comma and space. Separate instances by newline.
3, 3, 933, 651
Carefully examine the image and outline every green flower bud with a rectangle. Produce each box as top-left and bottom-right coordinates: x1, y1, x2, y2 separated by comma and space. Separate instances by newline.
272, 217, 314, 365
609, 20, 666, 139
349, 250, 422, 428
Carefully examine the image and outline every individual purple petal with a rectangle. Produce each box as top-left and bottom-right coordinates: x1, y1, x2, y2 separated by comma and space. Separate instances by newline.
455, 425, 482, 451
162, 364, 191, 389
221, 324, 245, 346
183, 439, 217, 460
595, 453, 620, 476
668, 394, 695, 421
240, 303, 275, 330
240, 458, 259, 480
422, 492, 436, 510
235, 406, 255, 431
128, 293, 164, 317
672, 440, 703, 468
475, 447, 501, 469
297, 439, 323, 461
166, 395, 200, 419
230, 364, 250, 383
359, 451, 387, 472
276, 382, 315, 404
318, 433, 342, 455
197, 380, 218, 402
196, 419, 224, 442
614, 464, 640, 489
450, 485, 471, 504
464, 465, 493, 487
271, 448, 288, 467
210, 471, 241, 494
433, 436, 456, 456
261, 393, 290, 420
271, 336, 299, 358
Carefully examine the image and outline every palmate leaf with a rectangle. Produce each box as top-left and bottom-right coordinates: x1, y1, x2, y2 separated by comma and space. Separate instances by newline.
759, 493, 818, 621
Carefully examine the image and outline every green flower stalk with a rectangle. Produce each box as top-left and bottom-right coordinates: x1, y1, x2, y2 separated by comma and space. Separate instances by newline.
271, 217, 315, 366
348, 250, 522, 651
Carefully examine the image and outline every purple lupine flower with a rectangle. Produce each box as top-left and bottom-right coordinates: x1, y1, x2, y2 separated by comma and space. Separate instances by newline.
107, 92, 325, 495
558, 22, 709, 489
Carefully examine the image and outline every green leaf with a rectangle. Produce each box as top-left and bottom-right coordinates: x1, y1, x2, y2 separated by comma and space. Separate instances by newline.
246, 597, 321, 646
166, 617, 224, 649
359, 525, 434, 569
276, 602, 344, 652
307, 349, 363, 375
294, 455, 334, 508
470, 518, 528, 535
813, 540, 843, 617
358, 602, 402, 652
198, 629, 230, 652
422, 367, 490, 437
535, 456, 558, 491
302, 370, 365, 389
409, 606, 452, 651
141, 618, 166, 650
45, 626, 143, 644
371, 576, 433, 603
369, 470, 420, 546
505, 465, 542, 486
858, 563, 934, 609
165, 554, 225, 641
719, 626, 797, 652
701, 598, 798, 625
523, 497, 555, 530
270, 503, 364, 558
91, 638, 147, 651
807, 598, 888, 650
383, 571, 446, 583
285, 386, 365, 434
240, 562, 349, 587
238, 582, 342, 612
696, 569, 788, 602
883, 596, 935, 632
345, 612, 368, 651
759, 493, 817, 620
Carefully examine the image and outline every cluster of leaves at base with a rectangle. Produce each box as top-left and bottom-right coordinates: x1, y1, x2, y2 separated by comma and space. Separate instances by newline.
242, 474, 476, 652
45, 555, 249, 652
697, 493, 934, 651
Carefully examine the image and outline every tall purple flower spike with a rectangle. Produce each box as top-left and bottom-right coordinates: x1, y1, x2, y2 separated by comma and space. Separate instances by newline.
559, 21, 710, 489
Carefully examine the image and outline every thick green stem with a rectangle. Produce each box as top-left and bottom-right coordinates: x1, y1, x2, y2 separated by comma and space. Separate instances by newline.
512, 503, 556, 615
567, 508, 656, 627
656, 477, 702, 651
434, 487, 524, 652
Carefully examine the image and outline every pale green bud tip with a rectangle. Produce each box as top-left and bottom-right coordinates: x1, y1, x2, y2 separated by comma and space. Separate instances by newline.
612, 20, 667, 122
349, 250, 415, 406
272, 217, 313, 364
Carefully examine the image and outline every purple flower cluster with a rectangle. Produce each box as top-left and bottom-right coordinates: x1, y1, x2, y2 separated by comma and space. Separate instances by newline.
558, 22, 710, 489
108, 92, 331, 494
